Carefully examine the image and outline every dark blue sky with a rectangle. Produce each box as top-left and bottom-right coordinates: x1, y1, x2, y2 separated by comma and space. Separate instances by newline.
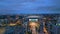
0, 0, 60, 15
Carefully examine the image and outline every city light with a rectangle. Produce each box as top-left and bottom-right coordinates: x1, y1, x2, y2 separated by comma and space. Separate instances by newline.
0, 15, 59, 34
9, 23, 16, 26
29, 22, 37, 27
